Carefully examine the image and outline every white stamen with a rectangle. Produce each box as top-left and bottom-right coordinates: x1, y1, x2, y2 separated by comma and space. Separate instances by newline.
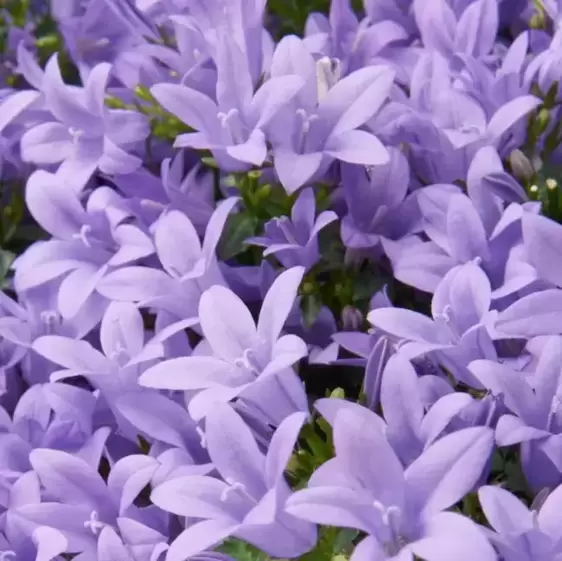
196, 426, 207, 448
234, 348, 261, 374
84, 511, 105, 535
68, 127, 84, 142
73, 224, 93, 248
110, 343, 129, 366
372, 501, 407, 555
40, 310, 61, 333
220, 477, 249, 501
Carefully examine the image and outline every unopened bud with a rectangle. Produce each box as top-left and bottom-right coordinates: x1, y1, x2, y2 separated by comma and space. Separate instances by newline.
546, 178, 558, 190
533, 108, 550, 136
342, 306, 364, 331
530, 184, 539, 193
330, 387, 345, 399
509, 149, 534, 182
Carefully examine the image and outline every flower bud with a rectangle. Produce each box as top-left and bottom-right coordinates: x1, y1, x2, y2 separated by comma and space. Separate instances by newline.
508, 149, 535, 182
341, 305, 364, 331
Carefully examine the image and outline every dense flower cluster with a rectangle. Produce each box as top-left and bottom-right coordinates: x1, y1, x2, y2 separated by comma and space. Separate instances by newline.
2, 0, 562, 560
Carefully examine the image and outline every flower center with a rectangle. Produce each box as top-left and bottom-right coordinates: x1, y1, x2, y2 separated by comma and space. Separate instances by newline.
434, 304, 461, 343
217, 108, 246, 145
220, 477, 256, 503
84, 510, 105, 536
274, 216, 301, 246
73, 224, 93, 248
110, 343, 130, 367
68, 127, 84, 143
293, 109, 319, 153
0, 551, 16, 561
373, 501, 408, 556
40, 310, 61, 334
234, 348, 262, 375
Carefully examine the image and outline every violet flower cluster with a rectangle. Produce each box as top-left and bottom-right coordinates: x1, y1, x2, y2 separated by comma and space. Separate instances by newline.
2, 0, 562, 560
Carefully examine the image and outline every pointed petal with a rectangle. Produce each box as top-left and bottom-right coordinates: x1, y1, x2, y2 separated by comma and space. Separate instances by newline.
139, 356, 247, 390
325, 130, 389, 166
199, 285, 257, 361
32, 335, 109, 373
404, 427, 494, 516
205, 404, 267, 497
257, 266, 305, 344
150, 83, 219, 134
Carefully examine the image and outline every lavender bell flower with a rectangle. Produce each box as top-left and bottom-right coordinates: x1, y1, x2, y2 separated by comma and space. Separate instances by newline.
14, 171, 154, 320
340, 148, 421, 250
31, 302, 196, 440
20, 56, 149, 192
151, 34, 305, 172
247, 187, 338, 271
151, 406, 316, 561
413, 0, 500, 64
478, 484, 562, 561
14, 447, 169, 560
286, 406, 496, 561
368, 261, 497, 387
97, 197, 238, 319
268, 35, 395, 192
470, 337, 562, 490
139, 267, 308, 421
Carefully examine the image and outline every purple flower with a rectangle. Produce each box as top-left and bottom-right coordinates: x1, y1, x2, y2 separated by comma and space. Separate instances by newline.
368, 261, 496, 387
151, 405, 316, 560
139, 267, 308, 421
268, 35, 394, 192
470, 336, 562, 490
14, 171, 154, 320
151, 35, 305, 172
97, 197, 238, 319
20, 56, 149, 192
340, 147, 421, 249
247, 188, 337, 270
31, 302, 194, 440
413, 0, 499, 62
478, 484, 562, 561
286, 405, 496, 561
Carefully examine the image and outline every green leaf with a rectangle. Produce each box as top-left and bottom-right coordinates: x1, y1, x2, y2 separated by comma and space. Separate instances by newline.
334, 530, 359, 554
301, 293, 323, 329
0, 249, 15, 288
218, 213, 259, 260
216, 539, 269, 561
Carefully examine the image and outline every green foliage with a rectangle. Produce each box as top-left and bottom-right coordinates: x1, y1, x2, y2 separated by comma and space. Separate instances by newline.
266, 0, 363, 38
216, 539, 270, 561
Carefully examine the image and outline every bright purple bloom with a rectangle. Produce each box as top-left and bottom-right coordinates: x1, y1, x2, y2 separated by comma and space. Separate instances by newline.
268, 35, 394, 192
286, 405, 496, 561
139, 267, 308, 421
151, 406, 317, 560
247, 188, 337, 270
20, 56, 149, 192
151, 35, 304, 172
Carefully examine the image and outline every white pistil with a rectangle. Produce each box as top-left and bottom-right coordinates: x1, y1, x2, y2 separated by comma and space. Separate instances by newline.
196, 426, 207, 448
84, 511, 105, 535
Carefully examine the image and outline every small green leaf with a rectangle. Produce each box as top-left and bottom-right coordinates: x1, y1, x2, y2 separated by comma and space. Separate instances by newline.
218, 213, 259, 260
